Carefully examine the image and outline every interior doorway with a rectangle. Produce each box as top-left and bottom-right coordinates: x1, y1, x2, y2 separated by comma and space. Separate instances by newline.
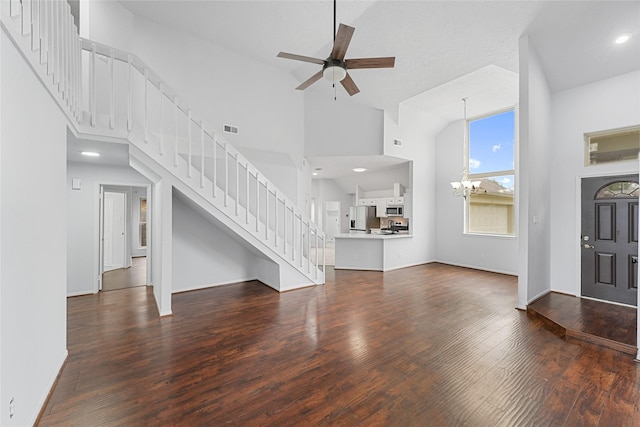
581, 174, 638, 306
99, 185, 149, 291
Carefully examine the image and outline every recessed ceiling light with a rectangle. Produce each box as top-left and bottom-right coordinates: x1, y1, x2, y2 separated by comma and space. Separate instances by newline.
615, 34, 631, 44
81, 151, 100, 157
312, 172, 318, 176
352, 167, 367, 172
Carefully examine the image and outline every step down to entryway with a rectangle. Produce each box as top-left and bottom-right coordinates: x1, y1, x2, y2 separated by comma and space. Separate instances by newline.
527, 292, 637, 356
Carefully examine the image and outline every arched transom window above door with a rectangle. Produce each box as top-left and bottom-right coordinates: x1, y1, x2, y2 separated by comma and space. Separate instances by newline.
594, 181, 640, 199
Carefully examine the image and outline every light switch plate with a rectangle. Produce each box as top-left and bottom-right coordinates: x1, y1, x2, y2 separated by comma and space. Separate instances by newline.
72, 178, 81, 190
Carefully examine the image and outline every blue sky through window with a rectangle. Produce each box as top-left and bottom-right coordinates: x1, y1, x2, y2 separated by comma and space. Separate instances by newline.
469, 110, 515, 176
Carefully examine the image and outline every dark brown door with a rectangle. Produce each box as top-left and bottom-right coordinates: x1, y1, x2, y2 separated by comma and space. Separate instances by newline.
581, 175, 638, 306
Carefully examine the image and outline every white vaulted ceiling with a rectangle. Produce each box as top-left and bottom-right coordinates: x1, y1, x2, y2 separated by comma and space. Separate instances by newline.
118, 0, 640, 113
113, 1, 639, 182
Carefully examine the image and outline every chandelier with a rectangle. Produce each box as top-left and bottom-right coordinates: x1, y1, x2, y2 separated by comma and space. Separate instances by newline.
450, 98, 480, 198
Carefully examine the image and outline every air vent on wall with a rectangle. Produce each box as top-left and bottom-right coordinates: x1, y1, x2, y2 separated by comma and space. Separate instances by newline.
223, 124, 239, 135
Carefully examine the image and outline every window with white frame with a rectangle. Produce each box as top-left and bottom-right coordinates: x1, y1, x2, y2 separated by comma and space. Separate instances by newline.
467, 109, 515, 236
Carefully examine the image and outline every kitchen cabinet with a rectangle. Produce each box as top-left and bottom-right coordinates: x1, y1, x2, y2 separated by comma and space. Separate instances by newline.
358, 198, 377, 206
386, 197, 404, 205
376, 199, 387, 217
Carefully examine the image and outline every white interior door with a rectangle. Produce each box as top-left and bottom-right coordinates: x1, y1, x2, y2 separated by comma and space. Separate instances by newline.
103, 191, 126, 272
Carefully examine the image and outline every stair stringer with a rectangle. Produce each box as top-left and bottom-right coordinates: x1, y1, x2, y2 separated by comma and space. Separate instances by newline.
128, 142, 319, 292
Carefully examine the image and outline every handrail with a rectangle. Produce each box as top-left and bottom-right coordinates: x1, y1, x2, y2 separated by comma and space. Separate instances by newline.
2, 0, 325, 283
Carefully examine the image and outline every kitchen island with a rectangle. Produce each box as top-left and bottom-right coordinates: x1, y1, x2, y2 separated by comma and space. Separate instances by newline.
334, 232, 413, 271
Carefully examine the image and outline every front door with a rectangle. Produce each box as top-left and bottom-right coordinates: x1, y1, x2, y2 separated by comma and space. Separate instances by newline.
581, 175, 638, 306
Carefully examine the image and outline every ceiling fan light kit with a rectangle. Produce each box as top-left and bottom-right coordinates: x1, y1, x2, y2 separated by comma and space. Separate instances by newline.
277, 1, 395, 96
323, 59, 347, 82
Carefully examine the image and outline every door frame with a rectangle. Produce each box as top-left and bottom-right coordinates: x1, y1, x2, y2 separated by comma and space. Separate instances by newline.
576, 169, 639, 306
94, 182, 152, 293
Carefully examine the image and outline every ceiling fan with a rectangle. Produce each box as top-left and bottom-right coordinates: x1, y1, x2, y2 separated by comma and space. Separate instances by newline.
277, 0, 395, 96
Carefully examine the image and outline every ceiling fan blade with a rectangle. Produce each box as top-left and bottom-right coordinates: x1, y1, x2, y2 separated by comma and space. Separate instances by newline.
296, 71, 324, 90
345, 57, 396, 69
277, 52, 325, 65
330, 24, 355, 60
340, 72, 360, 96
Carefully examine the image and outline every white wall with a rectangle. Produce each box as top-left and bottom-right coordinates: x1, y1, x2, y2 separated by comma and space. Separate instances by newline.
172, 194, 258, 293
304, 90, 384, 157
383, 105, 438, 266
520, 38, 552, 304
435, 119, 519, 274
85, 0, 134, 51
550, 70, 640, 296
67, 162, 150, 296
85, 2, 305, 208
0, 30, 68, 426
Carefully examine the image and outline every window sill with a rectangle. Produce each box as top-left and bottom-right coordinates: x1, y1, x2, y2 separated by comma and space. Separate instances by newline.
463, 232, 517, 240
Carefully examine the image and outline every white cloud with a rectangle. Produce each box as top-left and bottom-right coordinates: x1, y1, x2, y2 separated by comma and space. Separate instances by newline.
501, 178, 511, 184
492, 144, 501, 152
469, 158, 481, 169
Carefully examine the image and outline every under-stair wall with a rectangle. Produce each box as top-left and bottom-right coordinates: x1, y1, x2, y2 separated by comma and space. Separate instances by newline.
1, 0, 325, 299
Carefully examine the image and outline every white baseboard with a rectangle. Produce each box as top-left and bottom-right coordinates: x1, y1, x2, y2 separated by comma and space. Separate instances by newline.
172, 276, 259, 294
66, 289, 98, 297
432, 259, 517, 276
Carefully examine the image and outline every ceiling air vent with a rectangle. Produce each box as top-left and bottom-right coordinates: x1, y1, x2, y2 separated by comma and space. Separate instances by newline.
223, 124, 239, 135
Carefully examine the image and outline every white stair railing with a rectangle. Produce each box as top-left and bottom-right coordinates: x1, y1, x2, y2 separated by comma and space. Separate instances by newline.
1, 0, 325, 284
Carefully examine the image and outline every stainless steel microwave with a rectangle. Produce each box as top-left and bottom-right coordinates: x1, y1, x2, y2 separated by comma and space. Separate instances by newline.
386, 206, 403, 216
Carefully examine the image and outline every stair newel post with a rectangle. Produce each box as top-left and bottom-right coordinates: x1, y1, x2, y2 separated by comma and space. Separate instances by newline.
274, 192, 278, 249
263, 188, 268, 238
283, 202, 287, 255
90, 43, 96, 127
144, 68, 149, 143
211, 134, 217, 198
159, 84, 165, 156
109, 48, 115, 129
255, 173, 260, 233
245, 162, 250, 224
200, 123, 205, 189
315, 228, 319, 277
173, 97, 178, 167
291, 208, 295, 262
127, 55, 132, 132
223, 143, 229, 207
234, 153, 239, 215
299, 214, 304, 267
187, 109, 192, 178
307, 221, 311, 273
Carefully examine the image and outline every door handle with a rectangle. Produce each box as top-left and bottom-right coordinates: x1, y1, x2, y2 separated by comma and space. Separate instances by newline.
583, 243, 595, 249
633, 258, 638, 264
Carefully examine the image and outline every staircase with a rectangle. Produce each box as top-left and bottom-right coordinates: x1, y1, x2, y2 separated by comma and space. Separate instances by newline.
1, 0, 325, 292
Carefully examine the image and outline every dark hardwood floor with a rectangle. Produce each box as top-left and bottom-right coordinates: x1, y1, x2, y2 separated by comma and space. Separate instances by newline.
528, 292, 637, 355
39, 264, 640, 426
102, 256, 147, 292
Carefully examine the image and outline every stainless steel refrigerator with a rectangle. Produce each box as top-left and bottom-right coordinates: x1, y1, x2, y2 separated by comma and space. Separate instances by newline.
349, 206, 377, 232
